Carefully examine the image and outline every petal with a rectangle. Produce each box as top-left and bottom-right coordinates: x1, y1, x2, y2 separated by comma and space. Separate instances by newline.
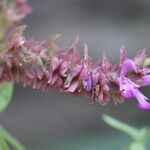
71, 64, 83, 77
64, 74, 72, 88
64, 36, 80, 62
119, 77, 139, 98
133, 89, 150, 110
66, 81, 78, 92
93, 72, 100, 85
97, 91, 109, 105
36, 65, 44, 79
139, 75, 150, 87
83, 74, 92, 92
47, 71, 53, 84
120, 59, 137, 77
25, 68, 35, 79
51, 57, 62, 71
6, 25, 26, 46
102, 53, 111, 73
42, 34, 60, 57
59, 61, 68, 77
55, 76, 63, 87
119, 46, 127, 65
134, 49, 147, 66
51, 73, 59, 85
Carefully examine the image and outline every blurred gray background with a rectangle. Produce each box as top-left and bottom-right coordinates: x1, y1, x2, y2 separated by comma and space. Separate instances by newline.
1, 0, 150, 149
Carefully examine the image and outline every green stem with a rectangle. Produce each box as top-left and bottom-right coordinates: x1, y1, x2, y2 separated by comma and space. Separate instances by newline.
0, 125, 26, 150
102, 115, 139, 139
0, 133, 9, 150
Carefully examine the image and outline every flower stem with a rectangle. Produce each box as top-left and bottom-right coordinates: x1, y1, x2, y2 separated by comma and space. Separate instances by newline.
0, 125, 26, 150
102, 114, 139, 139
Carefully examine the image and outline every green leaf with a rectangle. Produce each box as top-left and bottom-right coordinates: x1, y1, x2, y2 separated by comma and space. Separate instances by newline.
129, 142, 146, 150
102, 115, 150, 150
5, 0, 11, 6
2, 0, 11, 10
144, 58, 150, 66
0, 133, 9, 150
102, 115, 139, 139
0, 82, 14, 112
0, 125, 26, 150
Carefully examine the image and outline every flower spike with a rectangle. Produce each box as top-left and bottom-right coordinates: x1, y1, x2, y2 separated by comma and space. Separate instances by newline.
0, 0, 150, 109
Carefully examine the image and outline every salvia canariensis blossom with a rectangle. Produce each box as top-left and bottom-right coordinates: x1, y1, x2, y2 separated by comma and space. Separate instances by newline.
0, 0, 150, 110
0, 26, 149, 109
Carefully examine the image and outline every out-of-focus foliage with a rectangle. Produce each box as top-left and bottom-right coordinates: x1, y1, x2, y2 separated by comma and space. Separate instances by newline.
144, 58, 150, 67
0, 133, 9, 150
102, 115, 150, 150
0, 82, 13, 112
0, 125, 26, 150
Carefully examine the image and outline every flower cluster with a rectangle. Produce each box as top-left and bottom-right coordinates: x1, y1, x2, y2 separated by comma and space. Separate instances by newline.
0, 0, 31, 39
0, 26, 150, 109
0, 0, 150, 110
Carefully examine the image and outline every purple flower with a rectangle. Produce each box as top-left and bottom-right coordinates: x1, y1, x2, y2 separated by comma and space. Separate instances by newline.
133, 89, 150, 110
83, 74, 92, 92
6, 0, 31, 23
120, 59, 137, 77
1, 24, 150, 109
0, 0, 31, 40
119, 59, 150, 110
119, 77, 139, 98
1, 0, 150, 110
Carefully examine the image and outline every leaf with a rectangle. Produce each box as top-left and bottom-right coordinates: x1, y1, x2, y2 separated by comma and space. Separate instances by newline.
144, 58, 150, 66
0, 133, 9, 150
0, 82, 14, 112
2, 0, 11, 8
102, 115, 150, 150
102, 114, 139, 139
129, 142, 146, 150
0, 125, 26, 150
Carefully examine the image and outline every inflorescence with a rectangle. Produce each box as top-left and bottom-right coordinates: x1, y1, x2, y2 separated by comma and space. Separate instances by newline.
0, 0, 150, 110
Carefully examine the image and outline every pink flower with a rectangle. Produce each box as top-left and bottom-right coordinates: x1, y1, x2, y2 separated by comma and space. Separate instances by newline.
119, 59, 150, 110
133, 89, 150, 110
83, 74, 92, 92
120, 59, 137, 77
0, 0, 31, 38
7, 0, 31, 23
0, 25, 150, 109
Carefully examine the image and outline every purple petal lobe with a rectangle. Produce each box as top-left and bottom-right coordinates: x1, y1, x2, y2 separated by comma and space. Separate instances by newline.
119, 77, 139, 98
139, 75, 150, 87
71, 64, 82, 77
51, 57, 62, 71
83, 74, 92, 92
133, 89, 150, 110
119, 77, 150, 110
120, 59, 137, 77
66, 81, 78, 92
